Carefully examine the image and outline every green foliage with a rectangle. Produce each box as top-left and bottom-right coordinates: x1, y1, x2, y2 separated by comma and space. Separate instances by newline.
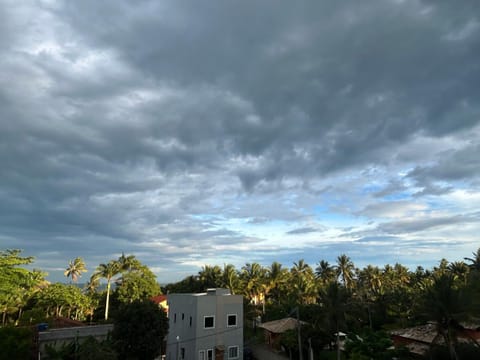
44, 342, 75, 360
112, 300, 169, 360
0, 249, 47, 325
344, 329, 403, 360
91, 254, 152, 320
280, 329, 299, 355
18, 308, 48, 326
0, 326, 34, 360
115, 265, 160, 304
0, 249, 34, 297
33, 282, 93, 320
44, 336, 116, 360
163, 275, 204, 293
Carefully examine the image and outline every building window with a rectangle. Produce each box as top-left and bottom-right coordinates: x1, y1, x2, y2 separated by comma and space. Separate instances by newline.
181, 348, 185, 359
199, 350, 205, 360
228, 346, 239, 359
204, 315, 215, 329
207, 349, 214, 360
174, 313, 176, 323
227, 314, 237, 327
182, 313, 184, 320
190, 316, 192, 327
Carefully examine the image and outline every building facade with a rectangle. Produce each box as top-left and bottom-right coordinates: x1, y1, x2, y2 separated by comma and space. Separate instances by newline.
166, 288, 243, 360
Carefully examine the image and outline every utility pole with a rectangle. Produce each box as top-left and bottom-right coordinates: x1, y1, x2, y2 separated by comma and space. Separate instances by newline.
289, 306, 303, 360
296, 307, 303, 360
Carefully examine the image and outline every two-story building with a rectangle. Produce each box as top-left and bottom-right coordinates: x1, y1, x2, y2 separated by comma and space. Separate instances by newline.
166, 288, 243, 360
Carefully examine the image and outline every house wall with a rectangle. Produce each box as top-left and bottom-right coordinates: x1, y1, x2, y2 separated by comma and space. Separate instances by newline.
167, 294, 198, 360
167, 289, 243, 360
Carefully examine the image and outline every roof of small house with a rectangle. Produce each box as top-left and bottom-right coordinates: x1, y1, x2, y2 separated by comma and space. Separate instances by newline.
391, 323, 438, 344
53, 317, 86, 328
151, 294, 168, 304
259, 317, 306, 334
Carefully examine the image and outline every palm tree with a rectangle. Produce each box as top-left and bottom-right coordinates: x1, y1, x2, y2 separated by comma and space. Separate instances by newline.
433, 258, 450, 276
357, 265, 384, 328
291, 260, 316, 305
240, 263, 266, 306
84, 275, 100, 295
335, 254, 355, 290
221, 264, 240, 295
464, 248, 480, 271
64, 257, 87, 283
315, 260, 337, 286
118, 253, 140, 272
267, 261, 289, 304
422, 273, 468, 360
198, 265, 222, 289
320, 281, 349, 360
91, 260, 121, 320
448, 261, 470, 285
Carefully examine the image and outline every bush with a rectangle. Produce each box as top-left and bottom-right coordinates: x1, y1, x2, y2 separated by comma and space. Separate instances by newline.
0, 326, 34, 360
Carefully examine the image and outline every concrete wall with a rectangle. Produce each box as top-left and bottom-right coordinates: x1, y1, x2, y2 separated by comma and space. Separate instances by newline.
166, 289, 243, 360
38, 324, 113, 357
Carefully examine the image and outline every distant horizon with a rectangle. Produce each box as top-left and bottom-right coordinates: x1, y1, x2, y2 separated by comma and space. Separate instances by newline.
29, 250, 476, 285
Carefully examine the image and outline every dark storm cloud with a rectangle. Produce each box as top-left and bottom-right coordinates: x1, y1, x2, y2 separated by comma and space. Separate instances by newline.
58, 0, 480, 185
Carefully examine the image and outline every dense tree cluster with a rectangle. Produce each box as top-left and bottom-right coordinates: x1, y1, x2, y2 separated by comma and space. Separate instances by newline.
0, 250, 163, 326
164, 249, 480, 360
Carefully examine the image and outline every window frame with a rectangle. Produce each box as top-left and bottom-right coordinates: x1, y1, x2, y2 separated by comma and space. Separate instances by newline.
204, 315, 215, 329
199, 350, 205, 360
227, 313, 237, 327
207, 349, 214, 360
228, 346, 239, 359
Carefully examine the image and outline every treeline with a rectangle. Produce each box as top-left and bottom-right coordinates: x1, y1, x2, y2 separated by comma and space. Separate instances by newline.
166, 252, 480, 323
0, 250, 160, 326
2, 248, 480, 359
165, 250, 480, 359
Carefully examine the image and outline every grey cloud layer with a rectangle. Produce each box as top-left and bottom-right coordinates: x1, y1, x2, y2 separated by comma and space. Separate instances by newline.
1, 0, 479, 281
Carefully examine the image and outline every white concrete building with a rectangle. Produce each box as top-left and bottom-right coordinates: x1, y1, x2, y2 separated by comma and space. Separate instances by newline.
166, 288, 243, 360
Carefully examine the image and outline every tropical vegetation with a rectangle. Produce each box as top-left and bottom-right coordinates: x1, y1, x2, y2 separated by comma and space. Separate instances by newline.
1, 247, 479, 359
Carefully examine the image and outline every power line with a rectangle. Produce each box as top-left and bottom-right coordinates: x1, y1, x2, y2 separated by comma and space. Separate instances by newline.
166, 325, 243, 347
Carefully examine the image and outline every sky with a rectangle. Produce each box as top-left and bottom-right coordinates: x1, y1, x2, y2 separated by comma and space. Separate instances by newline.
1, 0, 479, 284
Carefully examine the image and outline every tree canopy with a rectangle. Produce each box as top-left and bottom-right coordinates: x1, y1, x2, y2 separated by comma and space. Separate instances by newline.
112, 300, 169, 360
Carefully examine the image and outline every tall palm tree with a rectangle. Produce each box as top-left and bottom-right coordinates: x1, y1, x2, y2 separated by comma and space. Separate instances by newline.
358, 265, 383, 298
357, 265, 383, 328
267, 261, 288, 305
422, 273, 467, 360
64, 257, 87, 283
291, 259, 316, 305
320, 281, 349, 360
91, 260, 121, 320
336, 254, 355, 290
240, 263, 266, 306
